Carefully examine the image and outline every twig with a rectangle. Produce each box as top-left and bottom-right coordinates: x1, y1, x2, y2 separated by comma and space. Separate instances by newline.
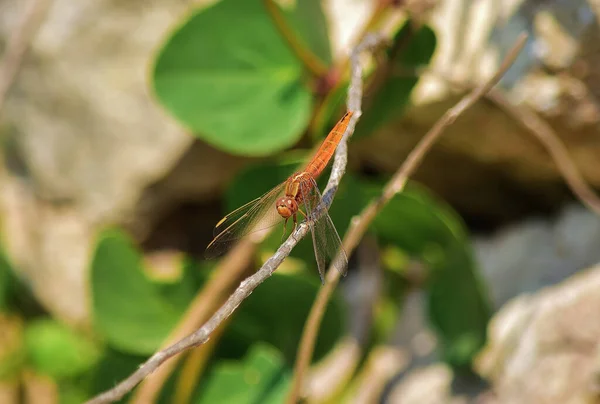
286, 32, 529, 403
0, 0, 52, 115
387, 65, 600, 217
87, 233, 307, 403
171, 314, 233, 404
84, 31, 384, 404
485, 88, 600, 216
130, 240, 255, 403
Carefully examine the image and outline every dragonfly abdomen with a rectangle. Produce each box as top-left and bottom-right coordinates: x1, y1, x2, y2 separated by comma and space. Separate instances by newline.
304, 111, 353, 179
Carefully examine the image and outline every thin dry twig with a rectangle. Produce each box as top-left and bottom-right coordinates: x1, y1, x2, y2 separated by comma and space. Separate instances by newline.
0, 0, 52, 115
286, 32, 529, 403
130, 240, 256, 403
85, 32, 385, 404
388, 66, 600, 217
485, 88, 600, 216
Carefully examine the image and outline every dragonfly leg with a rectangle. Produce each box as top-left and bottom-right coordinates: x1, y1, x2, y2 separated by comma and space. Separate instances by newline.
291, 214, 298, 241
281, 218, 288, 243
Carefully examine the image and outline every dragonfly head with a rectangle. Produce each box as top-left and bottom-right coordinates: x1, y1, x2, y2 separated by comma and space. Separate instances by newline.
276, 197, 297, 218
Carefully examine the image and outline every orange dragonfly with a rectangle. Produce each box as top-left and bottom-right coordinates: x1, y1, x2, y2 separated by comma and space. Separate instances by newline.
205, 111, 353, 282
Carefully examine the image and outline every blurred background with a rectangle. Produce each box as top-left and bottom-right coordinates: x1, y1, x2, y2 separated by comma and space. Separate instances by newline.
1, 0, 600, 403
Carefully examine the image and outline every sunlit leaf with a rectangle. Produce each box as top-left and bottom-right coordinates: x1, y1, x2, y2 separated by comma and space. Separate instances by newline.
24, 319, 100, 379
153, 0, 312, 156
195, 344, 290, 404
90, 229, 190, 355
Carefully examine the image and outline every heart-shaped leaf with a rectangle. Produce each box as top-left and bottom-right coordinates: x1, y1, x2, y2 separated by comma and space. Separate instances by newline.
153, 0, 312, 156
90, 229, 191, 355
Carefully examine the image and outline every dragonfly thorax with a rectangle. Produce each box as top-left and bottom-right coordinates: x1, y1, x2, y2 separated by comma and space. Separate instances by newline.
275, 196, 298, 219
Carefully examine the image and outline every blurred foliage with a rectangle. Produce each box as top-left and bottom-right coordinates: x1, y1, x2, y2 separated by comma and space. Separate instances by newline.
0, 0, 497, 402
91, 228, 344, 364
91, 230, 193, 355
153, 0, 315, 156
355, 22, 437, 138
368, 183, 492, 368
0, 249, 14, 311
195, 344, 291, 403
216, 271, 345, 364
24, 319, 100, 379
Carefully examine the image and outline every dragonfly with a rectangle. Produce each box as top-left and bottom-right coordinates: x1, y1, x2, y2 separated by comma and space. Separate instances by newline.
205, 111, 353, 282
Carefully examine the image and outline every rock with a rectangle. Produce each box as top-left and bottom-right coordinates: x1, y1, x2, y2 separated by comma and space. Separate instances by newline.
476, 264, 600, 404
474, 204, 600, 309
0, 0, 239, 325
381, 204, 600, 403
354, 0, 600, 225
386, 364, 470, 404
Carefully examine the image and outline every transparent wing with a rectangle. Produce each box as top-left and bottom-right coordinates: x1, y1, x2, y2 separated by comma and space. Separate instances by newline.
205, 182, 286, 259
299, 177, 348, 283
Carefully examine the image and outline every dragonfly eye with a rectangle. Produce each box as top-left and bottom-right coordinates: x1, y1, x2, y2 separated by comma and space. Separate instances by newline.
276, 197, 297, 218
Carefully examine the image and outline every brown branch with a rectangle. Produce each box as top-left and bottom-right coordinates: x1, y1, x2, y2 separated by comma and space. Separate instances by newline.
485, 89, 600, 216
286, 32, 529, 403
85, 32, 385, 404
387, 65, 600, 217
0, 0, 52, 115
130, 240, 255, 403
87, 233, 307, 404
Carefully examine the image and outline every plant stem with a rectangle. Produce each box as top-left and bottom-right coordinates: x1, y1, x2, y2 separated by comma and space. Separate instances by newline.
263, 0, 328, 78
286, 32, 529, 404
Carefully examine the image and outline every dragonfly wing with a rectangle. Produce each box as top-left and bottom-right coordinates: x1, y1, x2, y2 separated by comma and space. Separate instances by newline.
300, 178, 348, 282
205, 182, 286, 259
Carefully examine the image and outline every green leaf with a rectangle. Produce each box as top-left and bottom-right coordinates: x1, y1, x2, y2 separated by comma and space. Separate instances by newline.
0, 250, 14, 311
195, 344, 290, 404
59, 382, 91, 404
217, 272, 345, 364
153, 0, 312, 156
369, 182, 491, 368
427, 242, 491, 370
89, 348, 148, 402
90, 229, 190, 355
282, 0, 332, 65
225, 160, 297, 213
24, 318, 100, 379
355, 22, 437, 138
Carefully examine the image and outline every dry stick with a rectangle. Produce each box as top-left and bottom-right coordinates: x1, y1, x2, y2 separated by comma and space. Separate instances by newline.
387, 67, 600, 216
86, 235, 309, 404
130, 240, 256, 403
85, 32, 385, 404
485, 88, 600, 216
0, 0, 52, 114
286, 32, 529, 403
